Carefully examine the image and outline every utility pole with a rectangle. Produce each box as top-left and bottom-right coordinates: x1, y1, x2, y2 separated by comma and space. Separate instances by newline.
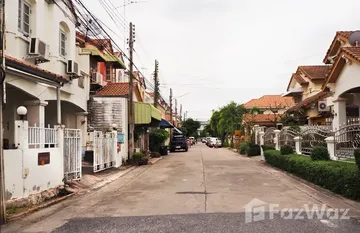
179, 104, 182, 122
169, 88, 173, 125
0, 0, 6, 225
153, 60, 159, 107
128, 22, 135, 159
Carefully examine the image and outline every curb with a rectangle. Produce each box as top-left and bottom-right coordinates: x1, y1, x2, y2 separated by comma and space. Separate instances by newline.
149, 157, 163, 165
6, 193, 76, 222
6, 166, 140, 222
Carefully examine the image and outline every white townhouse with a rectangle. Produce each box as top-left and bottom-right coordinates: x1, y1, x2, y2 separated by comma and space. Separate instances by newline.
3, 0, 90, 202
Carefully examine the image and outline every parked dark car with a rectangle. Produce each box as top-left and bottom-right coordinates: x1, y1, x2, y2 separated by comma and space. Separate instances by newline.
170, 135, 189, 152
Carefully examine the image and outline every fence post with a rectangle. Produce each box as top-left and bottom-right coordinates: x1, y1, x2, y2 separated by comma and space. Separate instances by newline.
325, 136, 337, 160
274, 130, 280, 151
55, 125, 65, 178
254, 125, 259, 144
294, 136, 302, 154
14, 120, 29, 150
259, 131, 265, 159
112, 130, 121, 168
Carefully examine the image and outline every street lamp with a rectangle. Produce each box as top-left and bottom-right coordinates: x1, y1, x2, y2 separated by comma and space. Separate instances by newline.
16, 106, 27, 121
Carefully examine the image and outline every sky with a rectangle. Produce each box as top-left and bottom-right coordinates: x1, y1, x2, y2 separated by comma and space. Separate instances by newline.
85, 0, 360, 121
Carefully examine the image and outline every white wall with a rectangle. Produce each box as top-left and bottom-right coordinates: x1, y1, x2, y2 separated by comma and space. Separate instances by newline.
4, 150, 24, 200
4, 148, 63, 200
333, 62, 360, 99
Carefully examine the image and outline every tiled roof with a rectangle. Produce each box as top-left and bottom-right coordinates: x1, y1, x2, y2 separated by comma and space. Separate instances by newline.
298, 65, 332, 80
342, 47, 360, 63
323, 31, 354, 63
287, 91, 330, 112
96, 82, 130, 96
243, 95, 294, 108
5, 55, 69, 84
286, 73, 308, 91
243, 113, 283, 123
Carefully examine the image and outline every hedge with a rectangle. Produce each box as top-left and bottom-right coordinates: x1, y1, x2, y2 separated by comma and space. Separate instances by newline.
246, 143, 261, 157
261, 145, 275, 151
264, 150, 360, 201
238, 142, 250, 155
354, 149, 360, 170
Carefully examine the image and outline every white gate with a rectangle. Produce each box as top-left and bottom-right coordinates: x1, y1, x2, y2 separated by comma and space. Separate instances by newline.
93, 131, 116, 173
64, 129, 82, 181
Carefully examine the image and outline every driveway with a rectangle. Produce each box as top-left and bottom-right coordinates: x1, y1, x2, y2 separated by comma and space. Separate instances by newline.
2, 144, 360, 232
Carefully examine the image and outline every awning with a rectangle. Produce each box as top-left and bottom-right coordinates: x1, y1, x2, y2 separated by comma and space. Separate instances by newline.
173, 127, 183, 135
283, 87, 303, 97
81, 48, 107, 62
102, 53, 126, 69
159, 119, 174, 128
134, 102, 161, 125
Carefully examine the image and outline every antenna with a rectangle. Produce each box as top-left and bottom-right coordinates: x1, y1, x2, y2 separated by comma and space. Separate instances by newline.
78, 14, 101, 37
349, 31, 360, 47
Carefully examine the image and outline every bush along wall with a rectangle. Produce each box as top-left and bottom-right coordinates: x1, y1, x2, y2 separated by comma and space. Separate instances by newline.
264, 150, 360, 201
280, 145, 293, 155
238, 142, 250, 155
246, 143, 261, 157
355, 149, 360, 170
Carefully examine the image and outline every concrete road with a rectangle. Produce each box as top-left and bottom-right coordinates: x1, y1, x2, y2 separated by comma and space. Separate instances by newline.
2, 144, 360, 232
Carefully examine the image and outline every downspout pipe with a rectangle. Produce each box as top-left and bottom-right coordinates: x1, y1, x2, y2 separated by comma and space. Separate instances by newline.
57, 85, 61, 125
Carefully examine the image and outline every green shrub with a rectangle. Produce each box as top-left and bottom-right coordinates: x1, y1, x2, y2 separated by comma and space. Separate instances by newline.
149, 129, 169, 152
261, 145, 275, 151
238, 142, 250, 155
151, 152, 161, 158
264, 150, 360, 201
311, 146, 330, 161
132, 152, 149, 166
355, 149, 360, 170
223, 140, 229, 147
247, 144, 261, 157
280, 145, 293, 155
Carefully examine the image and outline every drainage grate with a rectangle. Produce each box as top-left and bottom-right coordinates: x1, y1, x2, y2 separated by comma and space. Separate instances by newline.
176, 191, 212, 195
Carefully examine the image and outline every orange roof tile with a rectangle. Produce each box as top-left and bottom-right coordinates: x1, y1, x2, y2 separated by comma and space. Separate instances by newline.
5, 55, 68, 83
297, 65, 332, 80
96, 82, 130, 96
243, 95, 294, 108
243, 113, 283, 123
342, 46, 360, 63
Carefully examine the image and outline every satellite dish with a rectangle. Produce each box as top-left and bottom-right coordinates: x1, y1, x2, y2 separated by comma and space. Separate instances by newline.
349, 31, 360, 46
78, 14, 101, 37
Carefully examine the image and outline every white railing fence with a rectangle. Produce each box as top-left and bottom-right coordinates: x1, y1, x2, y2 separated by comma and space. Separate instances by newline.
28, 124, 58, 148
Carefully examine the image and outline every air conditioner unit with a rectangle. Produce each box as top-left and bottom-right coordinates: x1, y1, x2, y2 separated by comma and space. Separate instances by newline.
318, 101, 330, 112
91, 72, 104, 86
66, 60, 79, 75
29, 38, 47, 58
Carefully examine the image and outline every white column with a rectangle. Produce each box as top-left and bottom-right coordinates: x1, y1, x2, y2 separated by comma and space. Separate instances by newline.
14, 120, 29, 150
259, 131, 265, 159
24, 100, 48, 128
254, 125, 259, 144
113, 130, 122, 168
294, 136, 302, 154
75, 112, 88, 147
55, 125, 65, 178
274, 130, 281, 151
325, 136, 337, 160
332, 98, 347, 131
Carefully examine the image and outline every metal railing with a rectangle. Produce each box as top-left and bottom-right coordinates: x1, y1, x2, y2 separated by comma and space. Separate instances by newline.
28, 125, 58, 148
334, 120, 360, 159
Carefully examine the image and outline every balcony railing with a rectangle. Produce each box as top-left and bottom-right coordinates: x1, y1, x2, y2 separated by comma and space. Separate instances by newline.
28, 125, 58, 148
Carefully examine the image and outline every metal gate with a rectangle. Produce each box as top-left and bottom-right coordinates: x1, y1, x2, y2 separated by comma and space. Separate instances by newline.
301, 127, 332, 155
264, 127, 276, 147
64, 129, 82, 181
334, 122, 360, 159
93, 131, 116, 173
279, 128, 298, 151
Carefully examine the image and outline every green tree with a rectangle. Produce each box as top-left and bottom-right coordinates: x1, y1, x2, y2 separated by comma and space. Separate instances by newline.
181, 118, 201, 137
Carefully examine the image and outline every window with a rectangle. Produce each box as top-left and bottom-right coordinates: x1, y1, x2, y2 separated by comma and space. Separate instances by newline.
112, 68, 116, 82
18, 0, 31, 35
59, 30, 67, 57
106, 65, 111, 81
